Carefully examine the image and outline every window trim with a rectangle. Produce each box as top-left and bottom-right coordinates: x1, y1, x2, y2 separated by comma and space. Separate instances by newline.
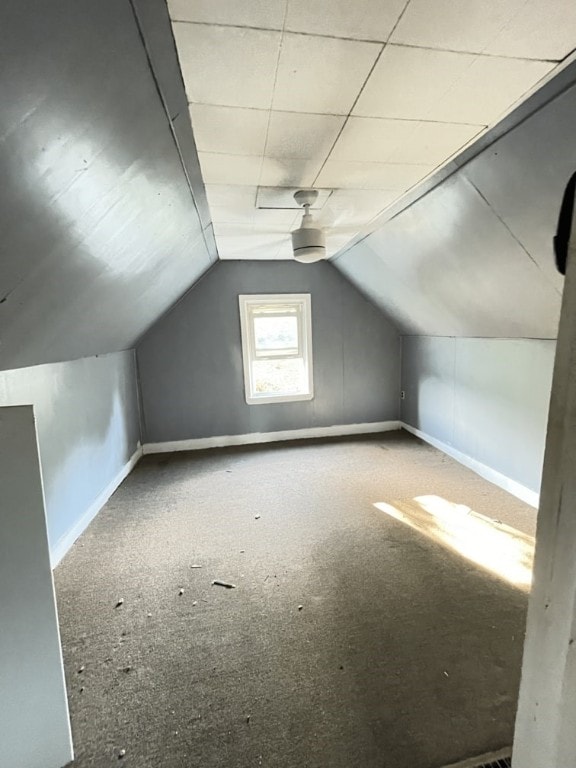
238, 293, 314, 405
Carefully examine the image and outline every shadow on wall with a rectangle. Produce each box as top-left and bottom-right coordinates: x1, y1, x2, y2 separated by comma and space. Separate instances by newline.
400, 337, 555, 493
0, 0, 211, 370
0, 353, 140, 555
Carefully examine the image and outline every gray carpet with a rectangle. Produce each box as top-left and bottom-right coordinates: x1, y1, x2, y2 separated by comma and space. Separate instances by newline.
55, 432, 533, 768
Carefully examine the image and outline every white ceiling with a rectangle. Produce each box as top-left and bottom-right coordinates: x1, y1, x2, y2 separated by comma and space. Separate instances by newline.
168, 0, 574, 260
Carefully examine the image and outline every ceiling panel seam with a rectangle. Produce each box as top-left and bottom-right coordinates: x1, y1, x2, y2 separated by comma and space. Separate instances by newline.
311, 0, 411, 189
331, 55, 576, 263
170, 20, 560, 63
169, 18, 396, 46
169, 0, 576, 264
187, 103, 489, 127
386, 41, 560, 64
127, 0, 217, 263
256, 0, 291, 259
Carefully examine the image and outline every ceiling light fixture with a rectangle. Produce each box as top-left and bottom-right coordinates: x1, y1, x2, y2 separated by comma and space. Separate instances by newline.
291, 190, 326, 263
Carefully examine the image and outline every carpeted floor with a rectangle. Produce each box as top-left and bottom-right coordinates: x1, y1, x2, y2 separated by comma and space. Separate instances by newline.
55, 431, 534, 768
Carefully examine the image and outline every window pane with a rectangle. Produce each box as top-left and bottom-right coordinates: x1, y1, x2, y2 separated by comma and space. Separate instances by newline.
252, 358, 307, 395
253, 315, 298, 353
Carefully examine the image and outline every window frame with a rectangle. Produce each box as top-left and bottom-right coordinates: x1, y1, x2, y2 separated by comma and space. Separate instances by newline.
238, 293, 314, 405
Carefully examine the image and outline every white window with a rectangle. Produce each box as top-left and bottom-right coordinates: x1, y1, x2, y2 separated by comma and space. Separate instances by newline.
238, 294, 313, 405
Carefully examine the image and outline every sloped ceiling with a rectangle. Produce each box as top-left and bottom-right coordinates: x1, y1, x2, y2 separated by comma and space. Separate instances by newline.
167, 0, 574, 260
0, 0, 216, 371
1, 0, 572, 374
334, 70, 576, 338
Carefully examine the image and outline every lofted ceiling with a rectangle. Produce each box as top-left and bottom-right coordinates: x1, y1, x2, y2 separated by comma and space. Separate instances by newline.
168, 0, 575, 260
334, 67, 576, 338
2, 0, 573, 375
0, 0, 216, 371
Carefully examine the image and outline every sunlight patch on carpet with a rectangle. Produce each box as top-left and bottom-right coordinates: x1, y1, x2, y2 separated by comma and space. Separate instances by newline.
374, 494, 533, 590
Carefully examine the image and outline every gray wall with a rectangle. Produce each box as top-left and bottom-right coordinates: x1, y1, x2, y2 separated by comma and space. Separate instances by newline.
1, 0, 215, 371
0, 351, 140, 558
333, 63, 576, 339
401, 337, 555, 493
137, 260, 401, 442
0, 406, 72, 768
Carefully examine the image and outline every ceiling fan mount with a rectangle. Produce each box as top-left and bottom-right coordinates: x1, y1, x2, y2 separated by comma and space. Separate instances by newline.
291, 189, 326, 264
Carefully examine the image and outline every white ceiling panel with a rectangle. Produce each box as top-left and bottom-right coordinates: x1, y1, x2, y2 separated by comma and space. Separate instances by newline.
173, 23, 281, 108
400, 122, 485, 165
316, 160, 432, 190
190, 105, 269, 155
168, 0, 287, 29
328, 188, 399, 212
215, 231, 289, 260
206, 197, 298, 230
391, 0, 576, 61
169, 2, 568, 261
332, 117, 483, 166
322, 189, 401, 227
253, 208, 301, 229
256, 186, 333, 209
429, 55, 554, 124
353, 45, 554, 124
260, 156, 323, 187
284, 0, 407, 42
209, 205, 255, 224
391, 0, 522, 54
205, 185, 258, 209
320, 207, 377, 231
330, 117, 412, 162
272, 33, 381, 114
266, 112, 345, 159
198, 153, 262, 185
354, 46, 478, 120
485, 0, 576, 60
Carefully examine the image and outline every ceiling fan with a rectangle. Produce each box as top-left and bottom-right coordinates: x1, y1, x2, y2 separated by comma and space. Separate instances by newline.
212, 189, 362, 262
278, 189, 362, 262
291, 189, 327, 263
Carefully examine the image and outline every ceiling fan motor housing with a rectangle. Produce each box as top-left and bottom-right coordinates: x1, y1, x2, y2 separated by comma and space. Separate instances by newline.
292, 190, 326, 263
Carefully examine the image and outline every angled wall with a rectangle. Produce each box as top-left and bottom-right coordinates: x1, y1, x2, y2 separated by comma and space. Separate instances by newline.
0, 0, 216, 371
0, 352, 141, 564
401, 337, 555, 499
137, 260, 401, 444
332, 64, 576, 500
333, 66, 576, 338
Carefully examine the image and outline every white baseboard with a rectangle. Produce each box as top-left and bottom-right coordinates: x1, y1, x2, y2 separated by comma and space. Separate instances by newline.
401, 422, 539, 508
50, 444, 143, 568
143, 421, 401, 455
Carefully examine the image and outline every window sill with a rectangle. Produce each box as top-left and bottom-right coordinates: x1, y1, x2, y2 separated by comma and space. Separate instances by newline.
245, 392, 314, 405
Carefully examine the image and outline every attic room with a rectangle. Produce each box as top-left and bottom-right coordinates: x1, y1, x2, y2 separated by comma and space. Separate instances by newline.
2, 1, 576, 767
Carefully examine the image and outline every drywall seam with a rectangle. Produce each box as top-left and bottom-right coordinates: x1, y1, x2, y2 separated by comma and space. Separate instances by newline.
50, 444, 143, 568
401, 422, 539, 508
133, 348, 148, 446
127, 0, 216, 262
143, 421, 401, 454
